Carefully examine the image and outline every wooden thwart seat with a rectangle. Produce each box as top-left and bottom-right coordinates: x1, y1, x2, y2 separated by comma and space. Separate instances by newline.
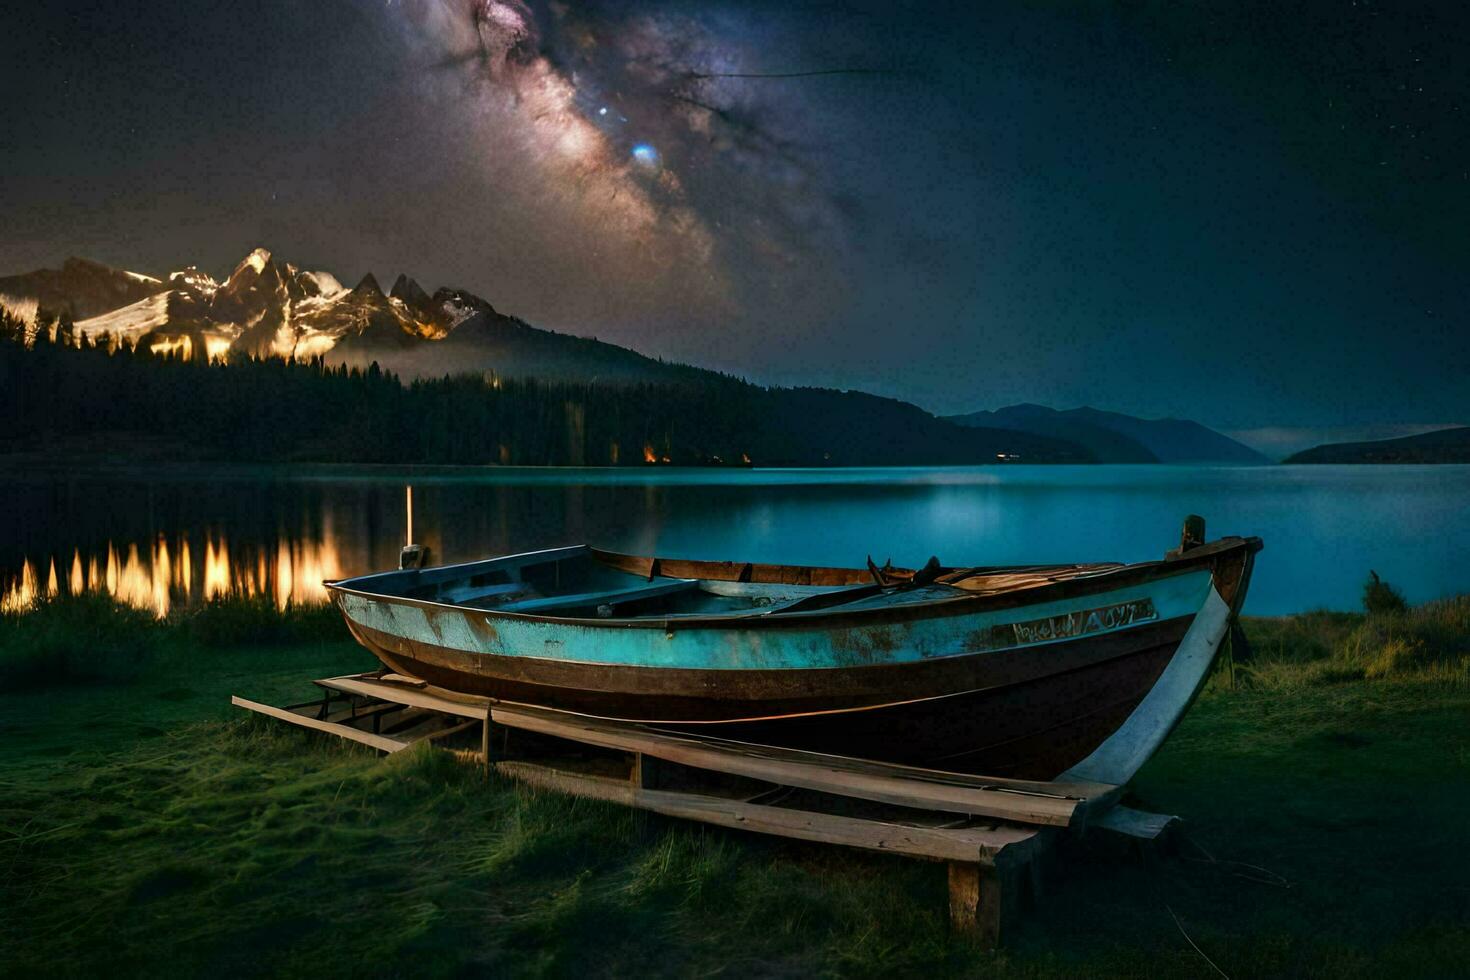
492, 578, 699, 615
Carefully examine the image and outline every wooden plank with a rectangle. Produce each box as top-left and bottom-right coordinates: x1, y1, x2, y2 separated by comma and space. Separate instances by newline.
231, 696, 408, 754
500, 703, 1114, 802
323, 699, 405, 729
323, 676, 1119, 827
489, 703, 1115, 828
495, 758, 1037, 863
316, 676, 490, 719
497, 759, 636, 806
420, 719, 484, 744
378, 673, 427, 688
634, 787, 1036, 862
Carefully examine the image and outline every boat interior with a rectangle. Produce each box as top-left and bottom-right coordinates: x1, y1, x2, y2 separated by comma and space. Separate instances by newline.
332, 546, 1128, 622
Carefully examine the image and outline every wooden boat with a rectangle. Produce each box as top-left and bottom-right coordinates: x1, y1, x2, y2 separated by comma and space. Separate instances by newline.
325, 520, 1260, 783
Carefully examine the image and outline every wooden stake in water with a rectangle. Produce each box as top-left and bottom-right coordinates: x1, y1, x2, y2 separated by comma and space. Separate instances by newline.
399, 486, 426, 570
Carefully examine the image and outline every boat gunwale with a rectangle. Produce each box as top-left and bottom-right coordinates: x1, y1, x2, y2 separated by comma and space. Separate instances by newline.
324, 536, 1261, 632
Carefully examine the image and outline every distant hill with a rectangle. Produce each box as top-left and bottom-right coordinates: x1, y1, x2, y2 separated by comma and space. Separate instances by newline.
945, 404, 1268, 464
943, 404, 1157, 462
1285, 426, 1470, 464
754, 390, 1091, 466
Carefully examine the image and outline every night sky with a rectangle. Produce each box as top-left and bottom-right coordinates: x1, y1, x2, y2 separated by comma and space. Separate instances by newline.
2, 1, 1466, 451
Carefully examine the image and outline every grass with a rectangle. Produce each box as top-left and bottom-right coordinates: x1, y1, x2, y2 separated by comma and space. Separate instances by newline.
1, 594, 1469, 977
1227, 593, 1470, 690
0, 593, 344, 689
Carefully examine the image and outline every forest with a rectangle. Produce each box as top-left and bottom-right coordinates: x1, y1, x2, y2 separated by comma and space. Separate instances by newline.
0, 310, 1085, 467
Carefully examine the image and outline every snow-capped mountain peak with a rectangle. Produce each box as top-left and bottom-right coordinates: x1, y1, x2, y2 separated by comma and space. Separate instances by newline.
10, 246, 700, 386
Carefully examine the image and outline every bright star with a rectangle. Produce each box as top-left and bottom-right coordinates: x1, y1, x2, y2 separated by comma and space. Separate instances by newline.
631, 143, 659, 167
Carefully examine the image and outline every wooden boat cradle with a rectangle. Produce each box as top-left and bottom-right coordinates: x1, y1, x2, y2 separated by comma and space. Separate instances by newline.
233, 670, 1182, 947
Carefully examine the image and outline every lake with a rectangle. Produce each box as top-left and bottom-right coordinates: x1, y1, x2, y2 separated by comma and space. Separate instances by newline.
3, 463, 1468, 617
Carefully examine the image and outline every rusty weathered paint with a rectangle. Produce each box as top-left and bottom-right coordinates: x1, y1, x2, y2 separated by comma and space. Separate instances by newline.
334, 569, 1213, 671
341, 608, 1195, 718
324, 536, 1262, 778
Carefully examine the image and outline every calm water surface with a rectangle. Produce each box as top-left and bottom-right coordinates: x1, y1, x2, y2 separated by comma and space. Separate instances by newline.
3, 463, 1468, 616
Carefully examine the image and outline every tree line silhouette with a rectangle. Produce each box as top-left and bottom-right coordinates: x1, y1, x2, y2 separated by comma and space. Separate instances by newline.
0, 310, 1083, 466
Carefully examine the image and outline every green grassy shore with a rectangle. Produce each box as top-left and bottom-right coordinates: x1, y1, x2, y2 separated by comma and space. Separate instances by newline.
2, 593, 1469, 978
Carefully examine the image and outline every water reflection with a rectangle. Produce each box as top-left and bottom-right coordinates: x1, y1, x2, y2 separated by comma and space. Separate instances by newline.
3, 464, 1470, 616
2, 528, 345, 616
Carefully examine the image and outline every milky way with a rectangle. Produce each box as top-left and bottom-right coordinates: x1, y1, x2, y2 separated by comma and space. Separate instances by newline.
388, 0, 886, 336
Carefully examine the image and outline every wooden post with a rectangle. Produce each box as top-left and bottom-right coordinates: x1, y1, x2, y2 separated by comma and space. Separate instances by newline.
1180, 514, 1206, 552
948, 861, 1003, 948
480, 715, 492, 777
631, 753, 660, 843
633, 752, 662, 790
948, 862, 979, 934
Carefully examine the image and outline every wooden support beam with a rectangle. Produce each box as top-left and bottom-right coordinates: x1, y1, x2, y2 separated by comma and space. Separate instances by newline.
421, 719, 483, 744
632, 752, 663, 790
948, 862, 980, 935
481, 717, 492, 776
233, 674, 1174, 948
490, 701, 1115, 828
231, 696, 407, 754
494, 758, 1037, 864
947, 862, 1005, 948
315, 676, 489, 720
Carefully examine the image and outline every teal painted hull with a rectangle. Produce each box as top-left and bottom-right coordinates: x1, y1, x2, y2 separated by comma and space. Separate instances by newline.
327, 536, 1260, 780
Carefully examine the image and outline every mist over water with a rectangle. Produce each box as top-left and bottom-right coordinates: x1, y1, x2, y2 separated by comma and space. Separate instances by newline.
4, 464, 1468, 617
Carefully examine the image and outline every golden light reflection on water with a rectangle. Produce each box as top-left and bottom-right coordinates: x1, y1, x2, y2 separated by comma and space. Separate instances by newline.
1, 527, 345, 617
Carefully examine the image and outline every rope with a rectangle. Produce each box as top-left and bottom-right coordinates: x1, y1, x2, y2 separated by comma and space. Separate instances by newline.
1166, 904, 1230, 980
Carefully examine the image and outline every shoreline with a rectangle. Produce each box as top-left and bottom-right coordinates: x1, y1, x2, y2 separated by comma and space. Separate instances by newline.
7, 453, 1470, 482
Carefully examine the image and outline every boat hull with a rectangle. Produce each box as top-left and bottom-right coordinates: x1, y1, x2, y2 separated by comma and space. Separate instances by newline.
328, 539, 1257, 781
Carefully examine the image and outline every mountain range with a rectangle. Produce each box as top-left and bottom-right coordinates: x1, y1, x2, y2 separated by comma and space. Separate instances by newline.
1, 248, 710, 385
945, 404, 1269, 464
1, 248, 1265, 464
